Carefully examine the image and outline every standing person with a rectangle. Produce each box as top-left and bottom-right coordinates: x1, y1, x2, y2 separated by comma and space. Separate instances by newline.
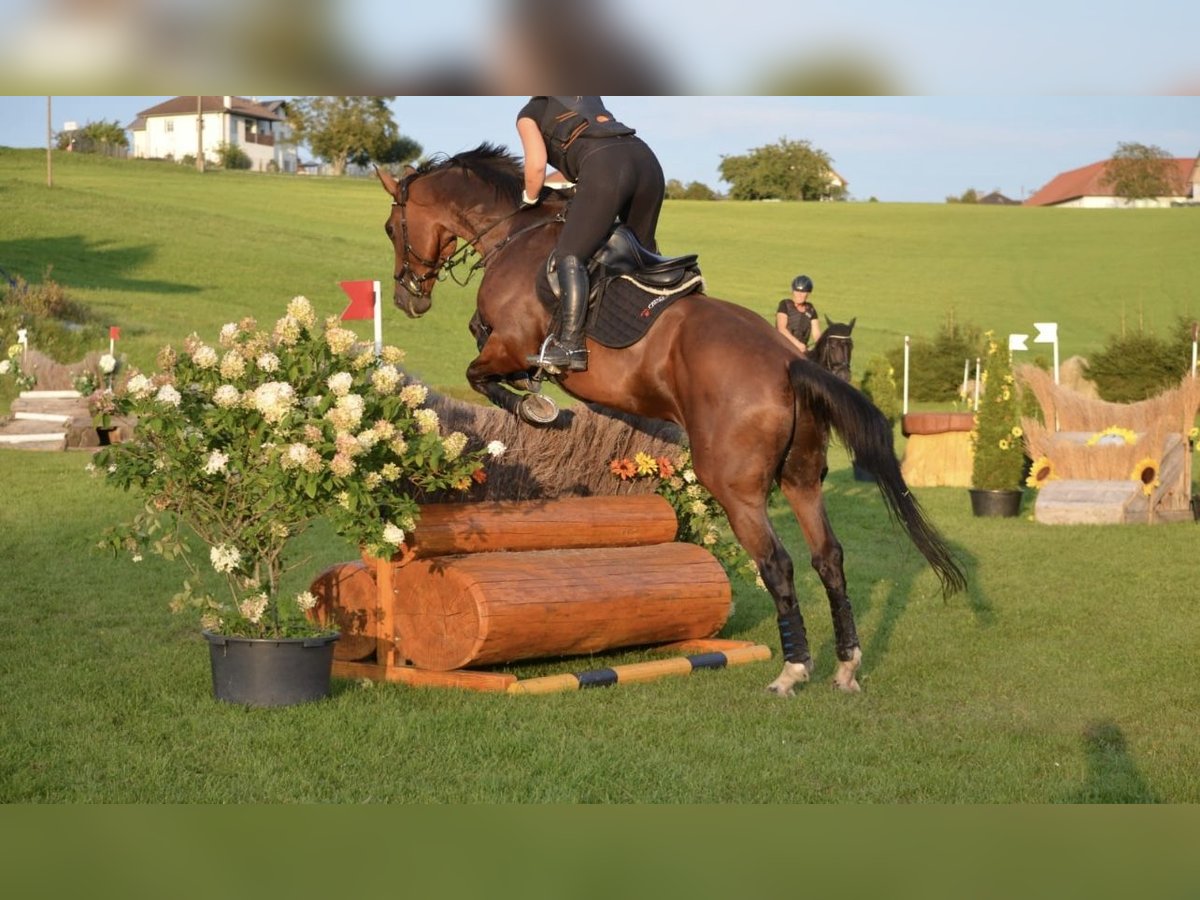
776, 274, 822, 355
517, 96, 666, 373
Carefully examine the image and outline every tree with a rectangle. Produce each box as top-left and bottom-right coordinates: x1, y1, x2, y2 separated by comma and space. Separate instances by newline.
1101, 142, 1184, 202
718, 137, 844, 201
665, 178, 719, 200
945, 188, 979, 204
56, 120, 128, 153
286, 97, 421, 175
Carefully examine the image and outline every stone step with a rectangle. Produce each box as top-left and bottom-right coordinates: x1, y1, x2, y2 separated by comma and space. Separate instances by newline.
20, 390, 82, 400
0, 432, 67, 449
14, 411, 73, 424
9, 396, 90, 416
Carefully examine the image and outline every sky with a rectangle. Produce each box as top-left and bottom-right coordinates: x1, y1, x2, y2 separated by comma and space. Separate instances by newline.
2, 95, 1197, 203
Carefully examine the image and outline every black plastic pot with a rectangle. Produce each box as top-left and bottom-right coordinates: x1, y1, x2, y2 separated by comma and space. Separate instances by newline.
968, 488, 1022, 518
203, 631, 339, 707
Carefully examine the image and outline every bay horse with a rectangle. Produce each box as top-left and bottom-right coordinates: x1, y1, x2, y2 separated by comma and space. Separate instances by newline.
376, 144, 964, 695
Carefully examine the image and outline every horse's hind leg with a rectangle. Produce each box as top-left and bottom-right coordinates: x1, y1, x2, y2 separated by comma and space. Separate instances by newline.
778, 471, 862, 693
693, 460, 813, 696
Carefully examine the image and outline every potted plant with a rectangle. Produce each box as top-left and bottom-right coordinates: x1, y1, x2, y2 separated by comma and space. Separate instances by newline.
94, 296, 500, 706
969, 331, 1025, 517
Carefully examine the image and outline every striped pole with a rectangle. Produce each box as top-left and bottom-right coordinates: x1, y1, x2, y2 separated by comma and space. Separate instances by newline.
506, 645, 771, 695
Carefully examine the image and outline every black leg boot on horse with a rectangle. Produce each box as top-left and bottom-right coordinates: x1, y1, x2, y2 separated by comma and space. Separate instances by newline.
527, 254, 589, 375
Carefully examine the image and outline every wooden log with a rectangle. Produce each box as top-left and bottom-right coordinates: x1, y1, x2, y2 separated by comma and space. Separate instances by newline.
389, 543, 731, 671
384, 495, 679, 562
308, 561, 378, 662
900, 430, 974, 487
901, 412, 975, 437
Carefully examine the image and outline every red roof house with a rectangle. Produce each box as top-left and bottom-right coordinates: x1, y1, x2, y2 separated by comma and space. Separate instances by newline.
1025, 156, 1199, 207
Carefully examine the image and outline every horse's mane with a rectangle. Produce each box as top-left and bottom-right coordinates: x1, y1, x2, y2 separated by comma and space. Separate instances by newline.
415, 142, 524, 205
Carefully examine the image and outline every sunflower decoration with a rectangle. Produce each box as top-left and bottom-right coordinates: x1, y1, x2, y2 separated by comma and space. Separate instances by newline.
1086, 425, 1138, 447
1026, 456, 1056, 489
609, 457, 637, 480
1131, 457, 1160, 496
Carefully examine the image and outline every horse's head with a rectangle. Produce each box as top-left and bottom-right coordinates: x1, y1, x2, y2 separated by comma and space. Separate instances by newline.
816, 316, 855, 382
377, 165, 457, 318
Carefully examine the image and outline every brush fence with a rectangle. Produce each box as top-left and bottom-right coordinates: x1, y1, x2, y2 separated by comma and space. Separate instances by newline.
308, 495, 751, 691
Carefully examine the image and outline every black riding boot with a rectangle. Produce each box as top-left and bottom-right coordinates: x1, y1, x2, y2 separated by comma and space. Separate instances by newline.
528, 255, 589, 373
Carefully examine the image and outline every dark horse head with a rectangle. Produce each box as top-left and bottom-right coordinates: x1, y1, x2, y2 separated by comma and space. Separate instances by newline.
375, 144, 525, 318
811, 316, 855, 382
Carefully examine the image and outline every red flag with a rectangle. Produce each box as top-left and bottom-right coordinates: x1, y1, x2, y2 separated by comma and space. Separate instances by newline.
109, 326, 121, 339
339, 280, 376, 320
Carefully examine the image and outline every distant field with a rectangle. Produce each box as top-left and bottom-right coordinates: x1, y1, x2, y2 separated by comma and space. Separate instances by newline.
3, 147, 1198, 395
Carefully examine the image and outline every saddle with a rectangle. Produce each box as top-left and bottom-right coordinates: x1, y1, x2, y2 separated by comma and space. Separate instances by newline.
539, 225, 704, 349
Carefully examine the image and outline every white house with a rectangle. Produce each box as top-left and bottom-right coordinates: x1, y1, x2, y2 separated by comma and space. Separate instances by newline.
128, 96, 298, 173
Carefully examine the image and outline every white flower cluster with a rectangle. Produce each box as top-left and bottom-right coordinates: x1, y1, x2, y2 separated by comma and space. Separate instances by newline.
238, 592, 269, 624
252, 381, 296, 424
203, 449, 229, 475
210, 543, 242, 574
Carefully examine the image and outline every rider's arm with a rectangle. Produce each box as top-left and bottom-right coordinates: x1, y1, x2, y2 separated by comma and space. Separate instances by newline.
808, 316, 822, 345
776, 312, 807, 354
516, 116, 547, 204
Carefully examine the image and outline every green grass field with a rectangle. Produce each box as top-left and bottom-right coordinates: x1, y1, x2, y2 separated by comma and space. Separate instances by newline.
3, 149, 1200, 804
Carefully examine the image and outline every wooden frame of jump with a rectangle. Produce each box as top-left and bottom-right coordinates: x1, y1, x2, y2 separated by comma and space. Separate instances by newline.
312, 496, 772, 694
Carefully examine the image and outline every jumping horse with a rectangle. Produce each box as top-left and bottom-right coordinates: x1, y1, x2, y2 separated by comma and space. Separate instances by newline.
377, 144, 964, 695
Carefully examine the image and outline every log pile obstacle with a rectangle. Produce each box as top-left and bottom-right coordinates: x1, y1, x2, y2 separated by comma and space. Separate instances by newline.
308, 495, 770, 693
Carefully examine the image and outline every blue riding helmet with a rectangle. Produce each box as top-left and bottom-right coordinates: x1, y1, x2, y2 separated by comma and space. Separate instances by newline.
791, 275, 814, 293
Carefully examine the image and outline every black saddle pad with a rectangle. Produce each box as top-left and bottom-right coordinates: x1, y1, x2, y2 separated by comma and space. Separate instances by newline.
536, 268, 705, 350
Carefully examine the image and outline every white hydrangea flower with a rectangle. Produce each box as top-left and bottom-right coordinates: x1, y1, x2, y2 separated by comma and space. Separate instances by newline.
371, 364, 401, 394
383, 522, 406, 546
256, 351, 280, 373
156, 384, 182, 407
126, 373, 153, 399
204, 449, 229, 475
399, 383, 428, 408
99, 353, 117, 374
486, 440, 506, 457
327, 372, 353, 396
295, 590, 318, 612
192, 346, 218, 369
414, 407, 439, 434
238, 592, 270, 624
287, 295, 316, 328
218, 323, 240, 347
210, 544, 242, 573
213, 384, 240, 408
252, 381, 296, 424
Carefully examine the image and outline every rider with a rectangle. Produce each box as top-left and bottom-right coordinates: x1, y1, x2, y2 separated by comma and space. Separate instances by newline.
775, 274, 822, 355
516, 96, 665, 373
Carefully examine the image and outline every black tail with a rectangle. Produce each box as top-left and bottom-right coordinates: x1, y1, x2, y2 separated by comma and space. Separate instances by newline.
788, 358, 967, 596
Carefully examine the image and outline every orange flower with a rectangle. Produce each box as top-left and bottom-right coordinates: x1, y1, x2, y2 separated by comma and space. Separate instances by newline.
609, 458, 636, 480
656, 456, 676, 478
471, 467, 487, 484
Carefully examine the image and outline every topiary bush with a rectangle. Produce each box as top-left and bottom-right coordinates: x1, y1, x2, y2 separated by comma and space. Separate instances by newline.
971, 332, 1026, 491
1086, 317, 1197, 402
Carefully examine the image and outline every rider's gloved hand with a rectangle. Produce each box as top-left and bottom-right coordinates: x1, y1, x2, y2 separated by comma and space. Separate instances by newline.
520, 189, 541, 208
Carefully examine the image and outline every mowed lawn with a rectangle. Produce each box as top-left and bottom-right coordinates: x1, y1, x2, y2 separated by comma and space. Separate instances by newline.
2, 149, 1200, 803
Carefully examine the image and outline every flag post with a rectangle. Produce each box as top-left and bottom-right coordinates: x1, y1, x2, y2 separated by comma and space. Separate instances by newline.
373, 280, 382, 357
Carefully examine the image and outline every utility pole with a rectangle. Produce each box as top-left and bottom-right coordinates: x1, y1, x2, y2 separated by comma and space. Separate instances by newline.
196, 96, 205, 172
46, 96, 53, 188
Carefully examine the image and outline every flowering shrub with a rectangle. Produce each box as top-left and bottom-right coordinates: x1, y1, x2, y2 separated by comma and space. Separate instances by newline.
970, 332, 1026, 491
609, 449, 760, 586
95, 296, 498, 639
1, 342, 36, 391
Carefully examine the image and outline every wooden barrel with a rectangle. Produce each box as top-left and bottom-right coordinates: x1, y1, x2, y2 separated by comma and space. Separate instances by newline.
391, 495, 678, 560
390, 543, 731, 671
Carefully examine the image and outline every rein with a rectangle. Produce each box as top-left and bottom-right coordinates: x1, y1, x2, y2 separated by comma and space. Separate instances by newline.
392, 174, 563, 292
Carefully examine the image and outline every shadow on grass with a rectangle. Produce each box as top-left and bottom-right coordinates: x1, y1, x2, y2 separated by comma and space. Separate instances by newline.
777, 470, 986, 683
1062, 719, 1160, 803
0, 235, 200, 295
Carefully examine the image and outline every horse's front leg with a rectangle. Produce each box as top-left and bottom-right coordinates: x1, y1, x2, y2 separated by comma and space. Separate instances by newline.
466, 339, 559, 425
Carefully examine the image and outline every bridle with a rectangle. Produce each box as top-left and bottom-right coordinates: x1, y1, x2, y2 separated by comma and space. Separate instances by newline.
389, 172, 563, 298
815, 331, 853, 382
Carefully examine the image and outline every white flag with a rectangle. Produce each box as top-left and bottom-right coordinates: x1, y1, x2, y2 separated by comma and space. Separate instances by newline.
1008, 334, 1028, 352
1033, 322, 1058, 343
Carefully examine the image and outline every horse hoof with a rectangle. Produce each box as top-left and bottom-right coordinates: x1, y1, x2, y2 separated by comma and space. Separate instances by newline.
518, 394, 559, 425
765, 683, 795, 698
833, 648, 862, 693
